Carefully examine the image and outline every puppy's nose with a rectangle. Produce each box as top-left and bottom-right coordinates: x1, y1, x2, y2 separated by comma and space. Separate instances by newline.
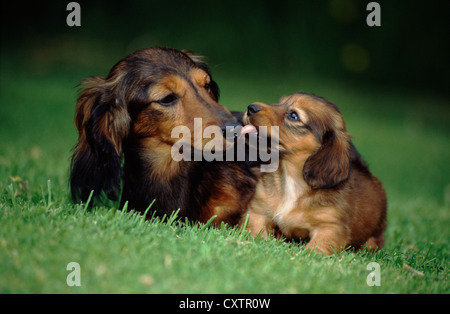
247, 104, 261, 116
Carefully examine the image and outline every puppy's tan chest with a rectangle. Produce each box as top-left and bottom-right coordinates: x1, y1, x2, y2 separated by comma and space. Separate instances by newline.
273, 174, 299, 220
272, 171, 310, 230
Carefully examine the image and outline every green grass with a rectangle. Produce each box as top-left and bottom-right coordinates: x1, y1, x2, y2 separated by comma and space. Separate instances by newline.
0, 66, 448, 294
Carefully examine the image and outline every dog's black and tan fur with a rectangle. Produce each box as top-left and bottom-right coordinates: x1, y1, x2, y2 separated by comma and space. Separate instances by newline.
240, 93, 387, 254
70, 47, 257, 224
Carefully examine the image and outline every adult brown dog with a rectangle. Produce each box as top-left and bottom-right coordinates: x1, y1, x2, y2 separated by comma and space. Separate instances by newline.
70, 47, 257, 225
240, 92, 387, 254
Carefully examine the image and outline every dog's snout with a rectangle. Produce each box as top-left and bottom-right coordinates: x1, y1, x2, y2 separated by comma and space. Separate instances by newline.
247, 104, 261, 116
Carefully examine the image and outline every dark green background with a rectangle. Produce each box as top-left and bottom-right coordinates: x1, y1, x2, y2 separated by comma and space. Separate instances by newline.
1, 0, 449, 93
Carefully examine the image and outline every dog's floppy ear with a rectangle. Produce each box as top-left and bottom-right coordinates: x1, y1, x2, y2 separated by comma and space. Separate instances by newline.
70, 76, 130, 204
303, 129, 351, 189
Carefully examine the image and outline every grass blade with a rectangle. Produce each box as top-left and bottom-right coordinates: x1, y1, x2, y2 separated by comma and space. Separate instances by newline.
140, 199, 156, 224
199, 215, 217, 232
83, 190, 94, 212
167, 208, 181, 226
121, 200, 129, 213
238, 213, 250, 239
8, 184, 16, 208
46, 180, 52, 210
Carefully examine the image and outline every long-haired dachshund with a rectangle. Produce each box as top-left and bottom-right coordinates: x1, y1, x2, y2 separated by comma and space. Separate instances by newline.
70, 47, 257, 224
239, 92, 387, 254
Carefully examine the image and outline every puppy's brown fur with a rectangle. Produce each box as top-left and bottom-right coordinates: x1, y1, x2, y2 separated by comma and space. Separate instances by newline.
241, 93, 387, 254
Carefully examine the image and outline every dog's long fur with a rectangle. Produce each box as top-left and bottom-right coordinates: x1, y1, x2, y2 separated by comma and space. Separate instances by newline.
70, 47, 257, 224
240, 93, 387, 254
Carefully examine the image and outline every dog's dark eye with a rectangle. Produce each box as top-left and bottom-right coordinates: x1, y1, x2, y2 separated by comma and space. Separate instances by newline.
204, 81, 219, 101
287, 111, 300, 121
159, 94, 178, 106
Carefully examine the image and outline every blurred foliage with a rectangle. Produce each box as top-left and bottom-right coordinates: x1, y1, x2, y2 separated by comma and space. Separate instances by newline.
1, 0, 449, 94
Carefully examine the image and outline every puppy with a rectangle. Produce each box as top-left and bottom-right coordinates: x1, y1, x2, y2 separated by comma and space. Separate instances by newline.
240, 92, 387, 254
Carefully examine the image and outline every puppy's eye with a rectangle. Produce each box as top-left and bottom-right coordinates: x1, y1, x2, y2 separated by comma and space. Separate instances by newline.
287, 111, 300, 121
159, 94, 178, 106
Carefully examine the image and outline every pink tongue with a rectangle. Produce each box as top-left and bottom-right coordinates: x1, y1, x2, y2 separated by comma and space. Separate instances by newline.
239, 124, 258, 137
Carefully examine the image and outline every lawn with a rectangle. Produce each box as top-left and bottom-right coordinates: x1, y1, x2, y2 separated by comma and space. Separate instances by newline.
0, 63, 448, 294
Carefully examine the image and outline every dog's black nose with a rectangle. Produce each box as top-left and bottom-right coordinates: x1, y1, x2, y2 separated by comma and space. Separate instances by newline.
221, 118, 241, 138
247, 104, 261, 116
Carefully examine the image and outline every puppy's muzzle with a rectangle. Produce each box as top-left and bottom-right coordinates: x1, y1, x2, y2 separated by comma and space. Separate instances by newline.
247, 104, 261, 117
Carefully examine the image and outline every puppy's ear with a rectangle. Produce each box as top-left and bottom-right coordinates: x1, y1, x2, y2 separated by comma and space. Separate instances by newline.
303, 130, 351, 189
70, 76, 130, 204
182, 49, 220, 101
